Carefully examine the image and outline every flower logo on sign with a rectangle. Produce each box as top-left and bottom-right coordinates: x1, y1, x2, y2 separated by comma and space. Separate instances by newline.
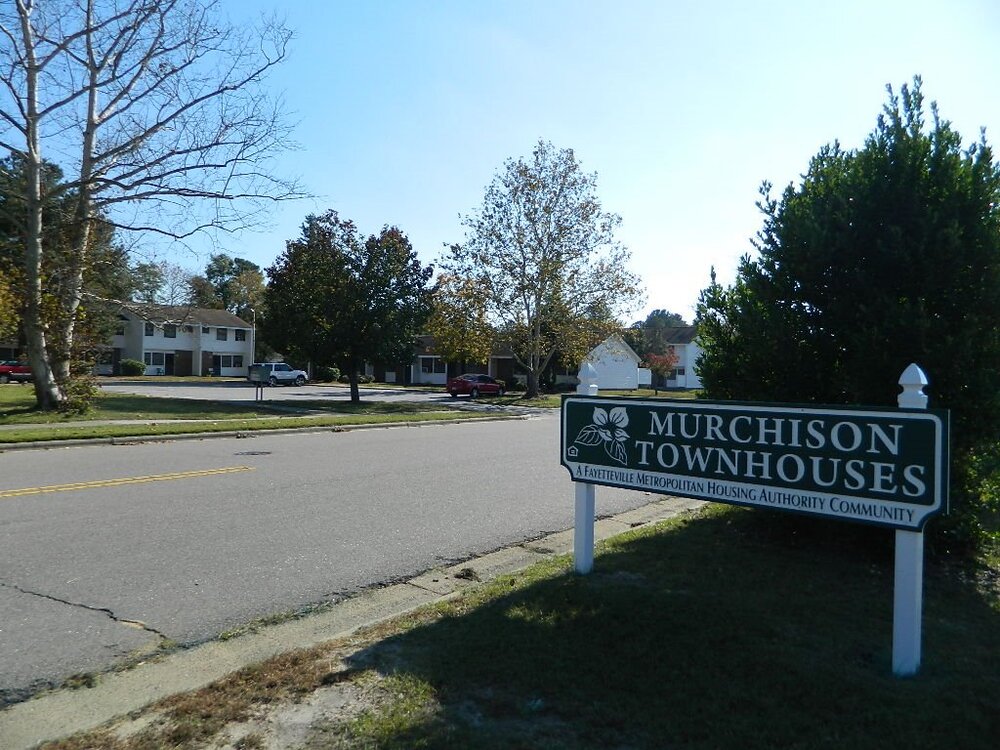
574, 406, 630, 465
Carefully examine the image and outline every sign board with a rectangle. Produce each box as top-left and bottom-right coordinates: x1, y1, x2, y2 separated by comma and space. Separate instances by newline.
562, 396, 948, 531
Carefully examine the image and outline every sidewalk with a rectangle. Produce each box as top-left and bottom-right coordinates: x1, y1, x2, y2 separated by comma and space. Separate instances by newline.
0, 495, 704, 749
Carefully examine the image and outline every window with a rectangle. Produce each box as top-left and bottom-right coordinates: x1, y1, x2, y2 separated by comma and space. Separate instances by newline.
114, 323, 126, 336
216, 355, 245, 368
164, 324, 177, 338
202, 326, 210, 334
235, 329, 246, 342
216, 328, 228, 341
183, 325, 193, 333
419, 357, 446, 374
144, 322, 154, 336
143, 352, 165, 366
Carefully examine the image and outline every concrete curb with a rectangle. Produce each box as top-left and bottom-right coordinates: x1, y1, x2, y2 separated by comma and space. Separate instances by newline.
0, 414, 531, 453
0, 495, 705, 749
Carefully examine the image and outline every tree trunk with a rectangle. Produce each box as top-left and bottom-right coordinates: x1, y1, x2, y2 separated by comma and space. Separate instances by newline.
348, 369, 360, 403
18, 4, 62, 410
525, 368, 540, 399
24, 155, 62, 410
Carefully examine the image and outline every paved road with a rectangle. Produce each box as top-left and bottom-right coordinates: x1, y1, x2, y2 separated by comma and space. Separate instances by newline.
0, 416, 655, 704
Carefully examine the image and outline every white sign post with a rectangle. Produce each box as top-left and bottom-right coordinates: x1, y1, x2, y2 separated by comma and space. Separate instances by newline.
893, 363, 929, 676
574, 362, 599, 574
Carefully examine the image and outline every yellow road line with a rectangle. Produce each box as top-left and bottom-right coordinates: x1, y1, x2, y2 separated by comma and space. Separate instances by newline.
0, 466, 255, 499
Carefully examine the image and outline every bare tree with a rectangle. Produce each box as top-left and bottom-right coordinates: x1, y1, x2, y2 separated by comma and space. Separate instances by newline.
0, 0, 300, 408
156, 261, 194, 307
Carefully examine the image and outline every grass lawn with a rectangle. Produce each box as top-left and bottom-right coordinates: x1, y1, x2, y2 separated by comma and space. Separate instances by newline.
479, 388, 701, 410
0, 385, 486, 443
47, 505, 1000, 750
0, 384, 267, 423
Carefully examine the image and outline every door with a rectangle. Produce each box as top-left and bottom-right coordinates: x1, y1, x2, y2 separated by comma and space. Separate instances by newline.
164, 353, 175, 376
174, 350, 193, 376
212, 355, 222, 376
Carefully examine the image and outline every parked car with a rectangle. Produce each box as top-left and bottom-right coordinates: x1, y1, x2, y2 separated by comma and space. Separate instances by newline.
0, 360, 32, 384
446, 373, 505, 398
247, 362, 308, 386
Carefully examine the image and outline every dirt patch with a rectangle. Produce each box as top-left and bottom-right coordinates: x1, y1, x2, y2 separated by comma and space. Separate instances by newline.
217, 679, 372, 750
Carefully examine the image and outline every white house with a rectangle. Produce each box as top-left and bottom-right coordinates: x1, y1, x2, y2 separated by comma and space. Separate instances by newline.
365, 335, 517, 387
584, 335, 642, 390
100, 305, 254, 377
577, 328, 704, 391
659, 326, 703, 389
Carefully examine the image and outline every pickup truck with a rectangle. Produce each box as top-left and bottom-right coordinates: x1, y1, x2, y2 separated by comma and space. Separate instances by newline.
0, 360, 32, 384
247, 362, 308, 386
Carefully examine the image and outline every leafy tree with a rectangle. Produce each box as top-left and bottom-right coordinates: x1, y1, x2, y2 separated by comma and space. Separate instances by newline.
0, 154, 129, 391
625, 309, 689, 361
643, 309, 687, 328
0, 0, 298, 409
441, 140, 644, 398
205, 254, 266, 318
0, 267, 17, 343
187, 275, 224, 309
645, 350, 680, 394
426, 272, 495, 367
695, 78, 1000, 551
265, 211, 434, 402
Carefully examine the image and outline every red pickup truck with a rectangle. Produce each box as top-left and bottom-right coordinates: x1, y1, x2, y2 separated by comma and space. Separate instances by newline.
0, 360, 32, 384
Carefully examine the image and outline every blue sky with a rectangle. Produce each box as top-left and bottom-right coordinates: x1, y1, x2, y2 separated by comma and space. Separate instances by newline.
204, 0, 1000, 323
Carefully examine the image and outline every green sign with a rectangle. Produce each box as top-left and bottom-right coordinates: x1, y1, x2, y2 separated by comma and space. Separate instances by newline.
561, 396, 949, 530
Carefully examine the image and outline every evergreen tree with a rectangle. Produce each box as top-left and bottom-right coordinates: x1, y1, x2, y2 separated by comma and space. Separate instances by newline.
696, 78, 1000, 550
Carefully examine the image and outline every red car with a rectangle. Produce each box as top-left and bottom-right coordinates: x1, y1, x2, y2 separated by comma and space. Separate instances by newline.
446, 373, 505, 398
0, 360, 32, 384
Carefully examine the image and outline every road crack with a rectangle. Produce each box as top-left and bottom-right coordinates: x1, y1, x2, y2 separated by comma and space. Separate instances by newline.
1, 581, 168, 640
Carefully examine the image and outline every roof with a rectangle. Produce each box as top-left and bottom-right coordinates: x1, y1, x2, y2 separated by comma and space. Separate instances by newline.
659, 325, 698, 345
125, 304, 250, 328
588, 334, 641, 363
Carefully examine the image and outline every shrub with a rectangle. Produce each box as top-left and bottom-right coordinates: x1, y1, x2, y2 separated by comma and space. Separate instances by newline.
314, 365, 340, 382
119, 358, 145, 376
59, 375, 99, 415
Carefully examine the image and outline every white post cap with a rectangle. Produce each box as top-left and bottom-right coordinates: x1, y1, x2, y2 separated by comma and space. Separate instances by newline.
898, 363, 929, 409
577, 361, 599, 396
